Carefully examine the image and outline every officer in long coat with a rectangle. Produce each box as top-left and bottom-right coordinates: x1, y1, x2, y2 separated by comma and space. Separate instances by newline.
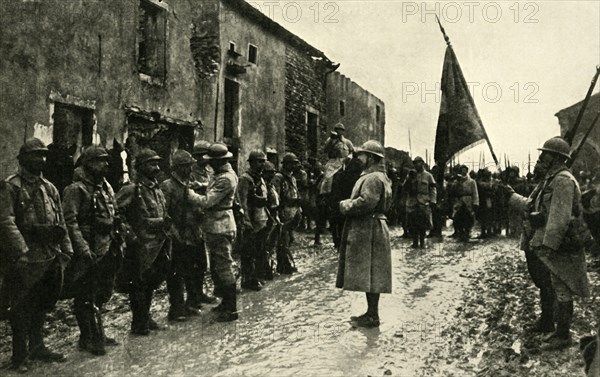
197, 143, 239, 322
238, 151, 269, 291
336, 140, 392, 328
0, 138, 73, 372
161, 150, 206, 321
507, 136, 590, 350
63, 146, 121, 356
116, 148, 171, 335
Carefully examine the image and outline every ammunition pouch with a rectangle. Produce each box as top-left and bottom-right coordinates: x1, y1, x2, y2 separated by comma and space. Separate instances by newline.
528, 211, 546, 229
145, 216, 172, 231
559, 217, 587, 254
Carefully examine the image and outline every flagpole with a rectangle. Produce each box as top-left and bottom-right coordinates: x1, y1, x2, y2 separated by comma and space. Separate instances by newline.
435, 15, 500, 167
408, 128, 412, 158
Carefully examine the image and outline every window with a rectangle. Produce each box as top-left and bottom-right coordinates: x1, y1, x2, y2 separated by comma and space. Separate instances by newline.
138, 0, 167, 78
339, 100, 345, 117
248, 44, 258, 64
224, 79, 240, 138
376, 105, 381, 122
229, 42, 236, 52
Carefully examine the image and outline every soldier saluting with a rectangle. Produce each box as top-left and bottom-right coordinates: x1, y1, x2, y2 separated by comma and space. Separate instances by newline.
0, 138, 73, 373
116, 148, 172, 335
63, 145, 122, 356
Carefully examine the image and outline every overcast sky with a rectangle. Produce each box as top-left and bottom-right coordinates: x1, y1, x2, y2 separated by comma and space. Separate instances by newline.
250, 0, 600, 169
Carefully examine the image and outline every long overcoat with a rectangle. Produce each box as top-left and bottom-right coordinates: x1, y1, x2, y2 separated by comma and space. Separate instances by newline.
509, 166, 590, 297
336, 162, 393, 293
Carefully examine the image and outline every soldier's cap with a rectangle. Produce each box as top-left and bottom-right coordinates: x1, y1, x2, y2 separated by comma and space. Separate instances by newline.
81, 145, 109, 164
263, 161, 277, 172
413, 156, 424, 163
193, 140, 212, 156
18, 138, 48, 158
248, 150, 267, 162
282, 152, 300, 164
135, 148, 162, 167
203, 143, 233, 160
171, 150, 196, 166
334, 122, 345, 131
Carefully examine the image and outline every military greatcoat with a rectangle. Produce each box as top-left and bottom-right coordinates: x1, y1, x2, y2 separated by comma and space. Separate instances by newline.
336, 162, 393, 293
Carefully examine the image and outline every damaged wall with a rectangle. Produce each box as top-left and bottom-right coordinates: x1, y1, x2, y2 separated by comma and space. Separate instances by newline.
0, 0, 207, 179
284, 47, 328, 162
326, 71, 386, 147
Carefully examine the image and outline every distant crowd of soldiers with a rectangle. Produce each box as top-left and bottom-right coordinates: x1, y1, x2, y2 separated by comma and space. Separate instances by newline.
1, 131, 599, 373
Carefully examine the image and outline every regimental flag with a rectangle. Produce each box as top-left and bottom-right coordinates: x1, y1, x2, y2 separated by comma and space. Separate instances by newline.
434, 46, 496, 166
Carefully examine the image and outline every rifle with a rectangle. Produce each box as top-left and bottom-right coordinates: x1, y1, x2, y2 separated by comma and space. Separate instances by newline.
568, 111, 600, 168
564, 65, 600, 144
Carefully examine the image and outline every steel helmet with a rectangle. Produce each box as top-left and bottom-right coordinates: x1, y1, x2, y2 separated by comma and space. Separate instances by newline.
248, 150, 267, 161
135, 148, 162, 167
282, 152, 300, 164
80, 145, 109, 165
171, 150, 195, 166
203, 143, 233, 160
355, 140, 385, 158
334, 122, 345, 131
538, 136, 571, 159
193, 140, 212, 156
413, 156, 424, 163
263, 161, 276, 172
18, 138, 48, 158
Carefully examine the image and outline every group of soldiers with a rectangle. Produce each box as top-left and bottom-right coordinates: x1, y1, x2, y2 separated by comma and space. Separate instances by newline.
1, 133, 598, 373
0, 137, 307, 373
388, 158, 542, 247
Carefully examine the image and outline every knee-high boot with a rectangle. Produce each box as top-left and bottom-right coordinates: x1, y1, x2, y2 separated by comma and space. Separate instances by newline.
214, 284, 239, 322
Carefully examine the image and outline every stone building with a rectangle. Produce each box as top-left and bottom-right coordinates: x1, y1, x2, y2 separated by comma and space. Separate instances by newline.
0, 0, 385, 183
326, 72, 386, 147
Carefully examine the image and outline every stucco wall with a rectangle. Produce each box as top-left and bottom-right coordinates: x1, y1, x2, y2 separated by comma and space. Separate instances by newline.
217, 1, 287, 172
0, 0, 205, 178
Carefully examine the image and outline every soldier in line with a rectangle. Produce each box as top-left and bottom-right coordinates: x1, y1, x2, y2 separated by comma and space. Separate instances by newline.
116, 148, 172, 335
62, 146, 122, 356
189, 141, 218, 305
0, 138, 73, 372
337, 140, 392, 328
272, 153, 302, 274
238, 151, 269, 291
261, 161, 281, 281
475, 169, 495, 239
197, 143, 239, 322
450, 165, 479, 242
506, 137, 590, 350
161, 150, 206, 321
405, 156, 437, 248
